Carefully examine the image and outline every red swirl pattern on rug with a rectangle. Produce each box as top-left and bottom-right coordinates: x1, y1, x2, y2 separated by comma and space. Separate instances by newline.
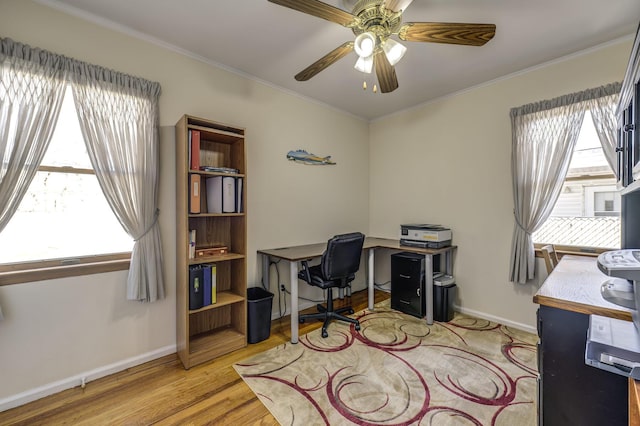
235, 303, 537, 425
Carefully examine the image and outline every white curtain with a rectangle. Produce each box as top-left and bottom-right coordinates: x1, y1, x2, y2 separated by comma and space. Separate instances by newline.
0, 39, 67, 234
71, 69, 164, 302
0, 39, 68, 320
0, 36, 164, 305
509, 83, 622, 284
588, 82, 622, 174
510, 96, 585, 283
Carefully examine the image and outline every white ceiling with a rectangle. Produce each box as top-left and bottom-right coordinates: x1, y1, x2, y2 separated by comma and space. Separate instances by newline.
38, 0, 640, 120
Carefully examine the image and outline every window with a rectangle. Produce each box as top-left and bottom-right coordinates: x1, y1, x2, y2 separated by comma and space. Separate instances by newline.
586, 185, 620, 217
532, 112, 621, 249
0, 87, 132, 269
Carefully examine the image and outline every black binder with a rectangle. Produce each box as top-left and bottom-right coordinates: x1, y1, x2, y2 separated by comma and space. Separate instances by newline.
189, 266, 204, 310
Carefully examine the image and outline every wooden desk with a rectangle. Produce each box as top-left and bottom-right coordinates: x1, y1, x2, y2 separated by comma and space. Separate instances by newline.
534, 255, 633, 425
534, 255, 633, 320
258, 237, 456, 343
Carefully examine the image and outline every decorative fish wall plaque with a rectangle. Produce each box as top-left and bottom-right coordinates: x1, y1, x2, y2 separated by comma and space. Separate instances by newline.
286, 149, 336, 165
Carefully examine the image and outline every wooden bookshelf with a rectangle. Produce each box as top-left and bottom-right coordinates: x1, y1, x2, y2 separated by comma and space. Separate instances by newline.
175, 114, 247, 369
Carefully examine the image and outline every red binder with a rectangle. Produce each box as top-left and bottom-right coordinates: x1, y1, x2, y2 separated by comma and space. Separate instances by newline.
190, 130, 200, 170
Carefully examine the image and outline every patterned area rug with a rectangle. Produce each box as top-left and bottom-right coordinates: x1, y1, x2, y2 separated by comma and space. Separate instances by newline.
234, 301, 538, 425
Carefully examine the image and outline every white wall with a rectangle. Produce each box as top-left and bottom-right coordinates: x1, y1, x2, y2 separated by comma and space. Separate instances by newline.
0, 0, 369, 406
369, 39, 633, 329
0, 0, 633, 410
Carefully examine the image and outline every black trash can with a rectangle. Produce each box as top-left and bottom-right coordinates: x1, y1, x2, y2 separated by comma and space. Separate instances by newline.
433, 276, 456, 322
247, 287, 274, 343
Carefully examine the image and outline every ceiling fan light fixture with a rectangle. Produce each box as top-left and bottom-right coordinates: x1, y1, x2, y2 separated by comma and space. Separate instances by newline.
354, 54, 374, 73
382, 38, 407, 66
268, 0, 496, 94
354, 32, 376, 58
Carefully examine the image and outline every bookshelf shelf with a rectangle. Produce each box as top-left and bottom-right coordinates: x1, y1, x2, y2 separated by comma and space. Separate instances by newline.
176, 114, 247, 369
188, 291, 245, 314
188, 253, 245, 266
188, 213, 245, 218
188, 327, 246, 363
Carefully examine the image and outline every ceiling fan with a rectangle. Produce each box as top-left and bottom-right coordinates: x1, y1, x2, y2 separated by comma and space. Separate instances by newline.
268, 0, 496, 93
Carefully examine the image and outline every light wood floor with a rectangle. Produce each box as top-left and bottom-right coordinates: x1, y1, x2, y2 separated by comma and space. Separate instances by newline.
0, 289, 390, 425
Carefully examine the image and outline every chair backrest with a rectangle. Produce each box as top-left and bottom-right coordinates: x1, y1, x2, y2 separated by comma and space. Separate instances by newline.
541, 244, 559, 274
320, 232, 365, 282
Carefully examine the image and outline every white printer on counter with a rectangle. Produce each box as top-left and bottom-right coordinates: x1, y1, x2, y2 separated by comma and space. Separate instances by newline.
585, 249, 640, 378
400, 224, 452, 249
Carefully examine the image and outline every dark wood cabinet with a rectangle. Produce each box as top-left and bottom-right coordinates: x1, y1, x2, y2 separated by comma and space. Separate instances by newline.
534, 255, 633, 425
617, 23, 640, 187
537, 305, 627, 425
619, 24, 640, 249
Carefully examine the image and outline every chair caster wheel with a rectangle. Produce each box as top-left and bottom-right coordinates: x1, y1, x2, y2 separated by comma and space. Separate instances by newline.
355, 324, 361, 331
322, 330, 328, 338
348, 309, 354, 314
299, 318, 305, 324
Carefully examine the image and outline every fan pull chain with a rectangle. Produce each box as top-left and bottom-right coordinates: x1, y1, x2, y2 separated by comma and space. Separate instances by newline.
362, 81, 378, 93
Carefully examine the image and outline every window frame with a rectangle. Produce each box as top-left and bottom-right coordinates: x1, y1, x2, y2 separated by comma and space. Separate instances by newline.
0, 153, 132, 286
0, 252, 131, 286
533, 243, 608, 262
585, 184, 620, 217
533, 108, 621, 252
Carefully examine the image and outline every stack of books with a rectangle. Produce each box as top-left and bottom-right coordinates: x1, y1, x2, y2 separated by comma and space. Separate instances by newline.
199, 166, 239, 174
188, 264, 217, 310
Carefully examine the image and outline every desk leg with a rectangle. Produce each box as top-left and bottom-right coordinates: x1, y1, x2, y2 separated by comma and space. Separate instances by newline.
425, 254, 433, 325
368, 248, 375, 310
290, 260, 299, 344
262, 254, 270, 291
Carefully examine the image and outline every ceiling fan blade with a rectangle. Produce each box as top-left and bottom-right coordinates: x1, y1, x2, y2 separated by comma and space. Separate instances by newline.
398, 22, 496, 46
268, 0, 356, 27
374, 50, 398, 93
384, 0, 414, 12
295, 41, 354, 81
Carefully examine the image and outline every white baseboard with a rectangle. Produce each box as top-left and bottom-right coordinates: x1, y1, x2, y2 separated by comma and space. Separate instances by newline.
455, 305, 537, 335
0, 344, 176, 413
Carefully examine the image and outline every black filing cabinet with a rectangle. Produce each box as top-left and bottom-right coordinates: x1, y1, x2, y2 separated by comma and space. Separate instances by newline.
391, 252, 440, 318
391, 252, 424, 317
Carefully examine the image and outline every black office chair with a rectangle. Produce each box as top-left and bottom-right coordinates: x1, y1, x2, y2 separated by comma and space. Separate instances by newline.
298, 232, 365, 338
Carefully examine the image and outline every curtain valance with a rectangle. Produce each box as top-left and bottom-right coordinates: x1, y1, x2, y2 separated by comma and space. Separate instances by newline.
511, 82, 621, 117
0, 37, 160, 97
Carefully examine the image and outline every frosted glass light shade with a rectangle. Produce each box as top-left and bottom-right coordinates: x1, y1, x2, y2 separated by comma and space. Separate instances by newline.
382, 38, 407, 66
354, 32, 376, 58
354, 55, 373, 73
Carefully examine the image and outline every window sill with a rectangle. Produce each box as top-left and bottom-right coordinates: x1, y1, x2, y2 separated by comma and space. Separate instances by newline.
0, 254, 131, 286
533, 243, 610, 260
